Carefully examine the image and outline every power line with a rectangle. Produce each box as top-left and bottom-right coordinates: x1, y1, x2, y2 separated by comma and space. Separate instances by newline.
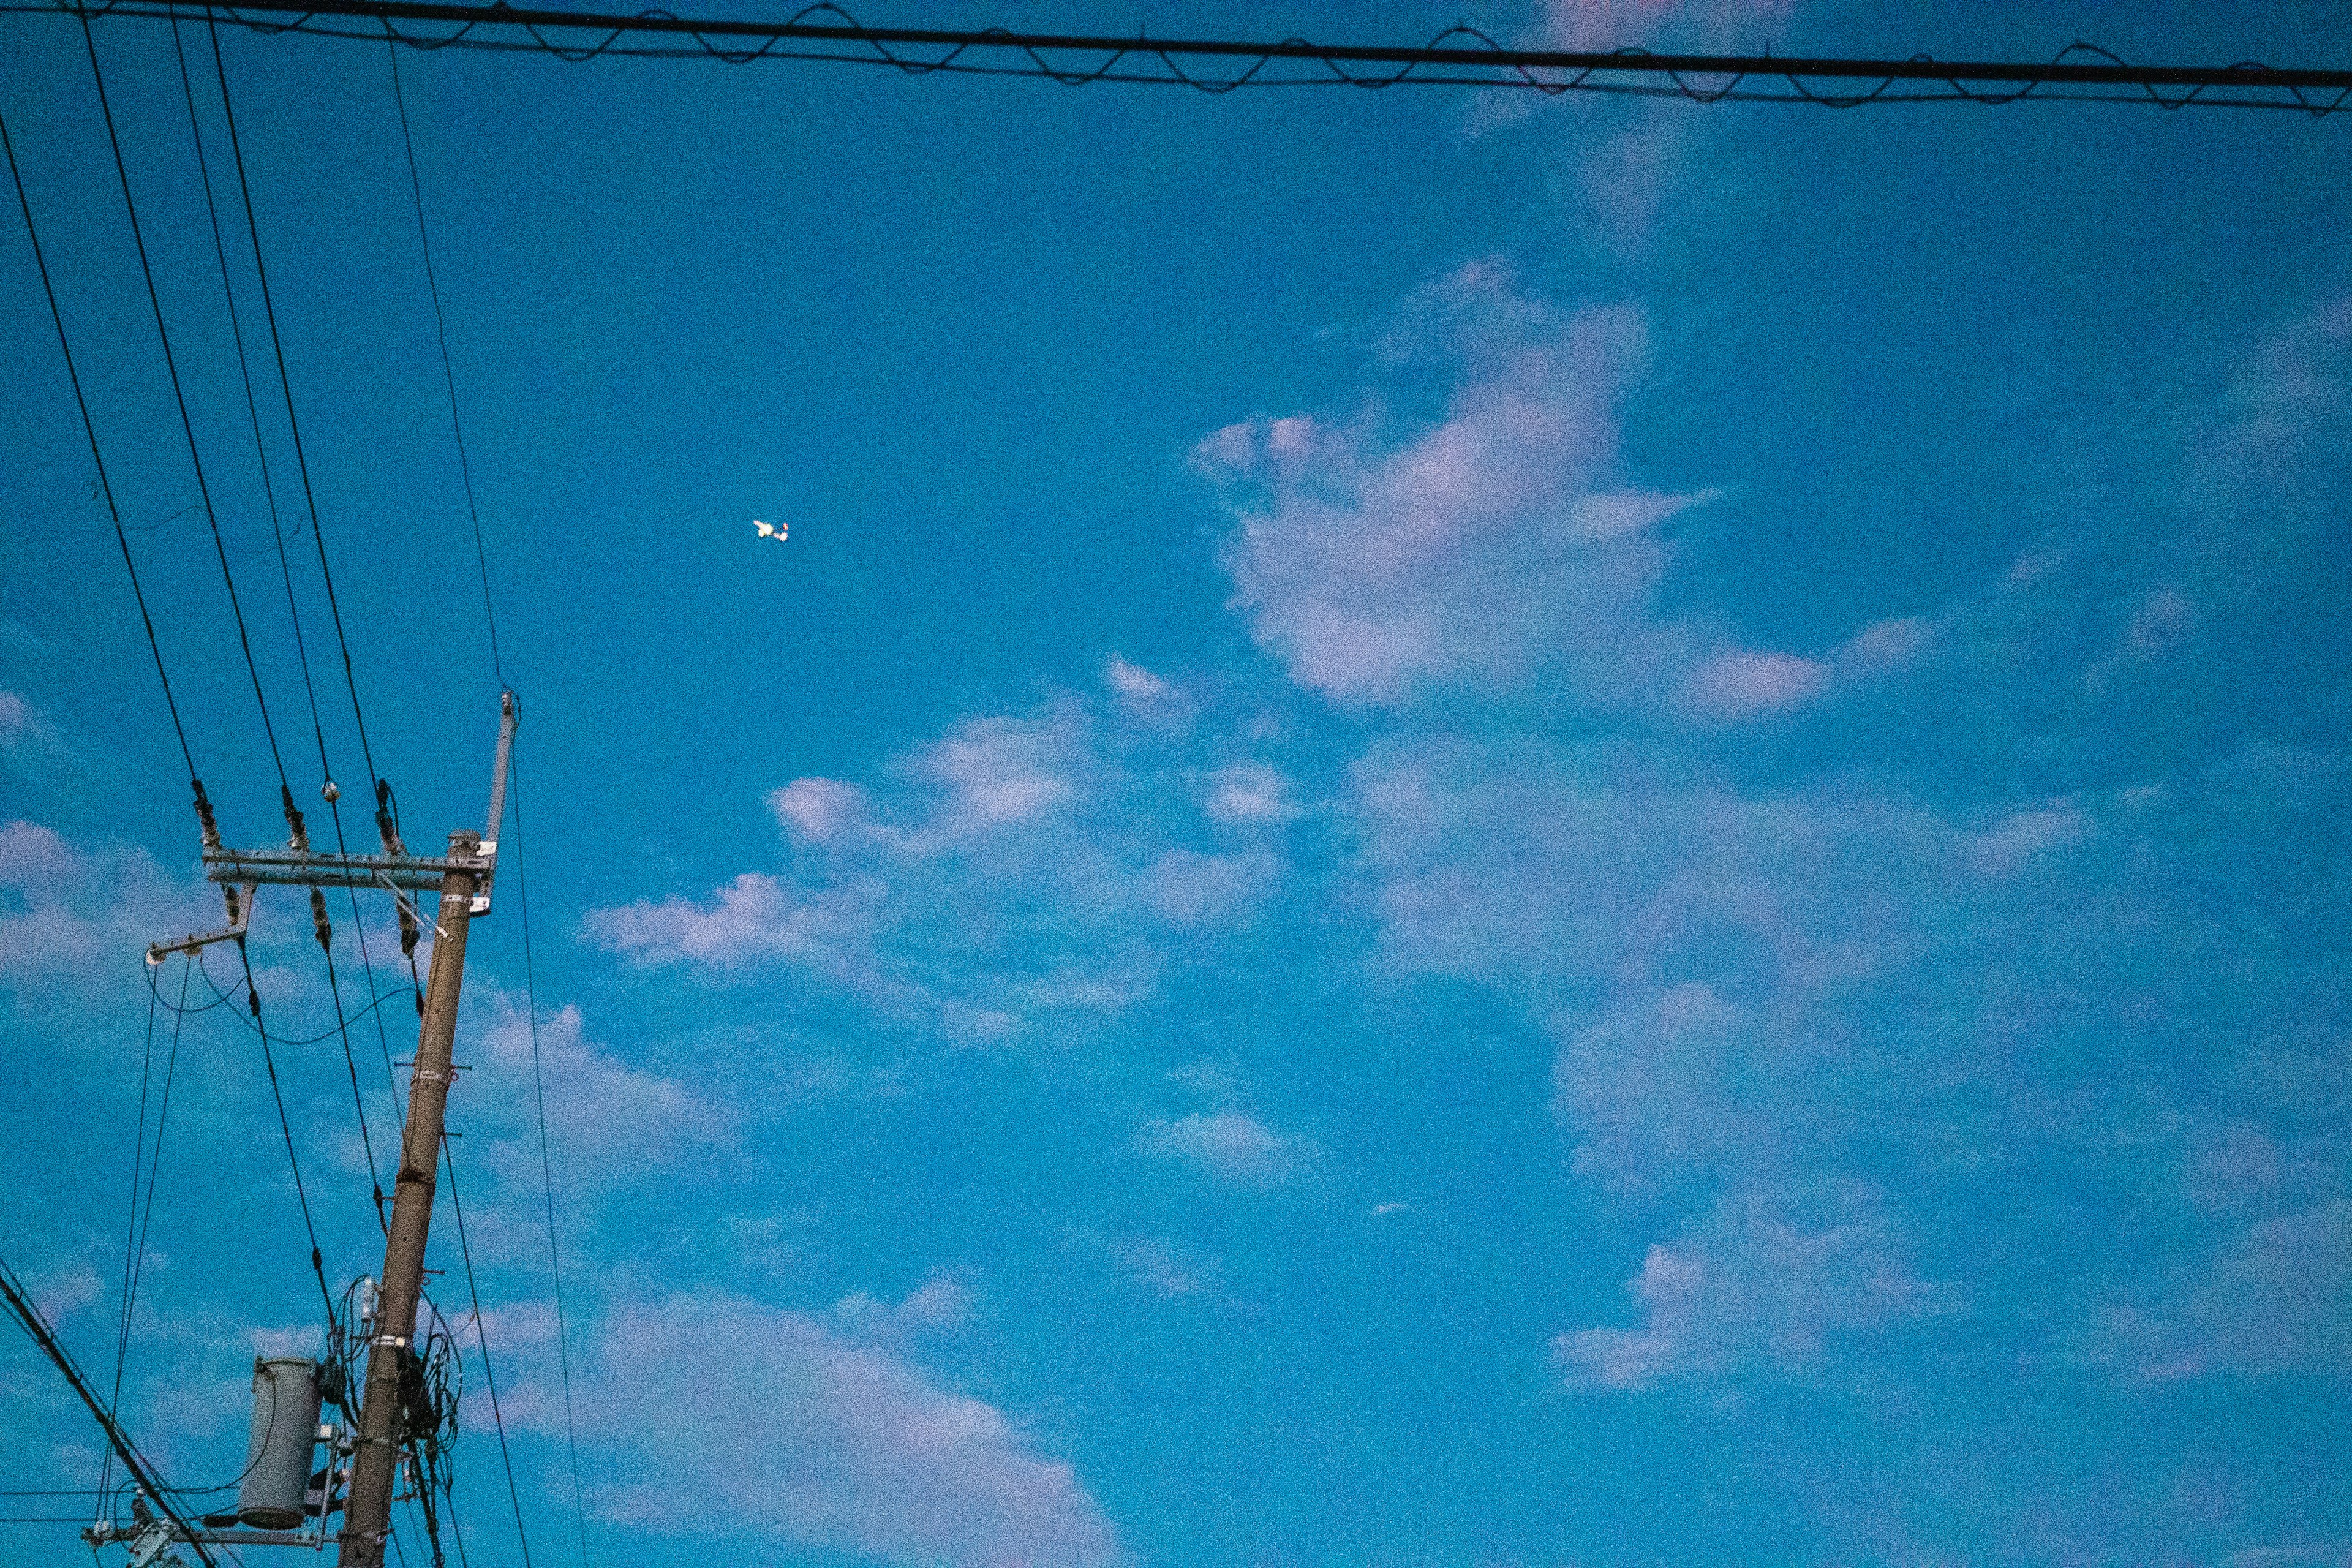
1, 102, 199, 788
195, 9, 415, 1235
385, 32, 584, 1556
385, 39, 502, 689
233, 945, 338, 1321
29, 2, 2352, 112
204, 8, 383, 787
99, 959, 191, 1505
79, 7, 295, 793
510, 752, 590, 1567
0, 1253, 221, 1568
441, 1147, 534, 1568
165, 2, 394, 1239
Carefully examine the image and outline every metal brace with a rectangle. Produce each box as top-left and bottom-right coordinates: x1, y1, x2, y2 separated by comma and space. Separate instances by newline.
146, 881, 256, 967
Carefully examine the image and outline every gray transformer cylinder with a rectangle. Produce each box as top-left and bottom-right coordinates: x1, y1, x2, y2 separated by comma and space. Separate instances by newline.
237, 1356, 323, 1529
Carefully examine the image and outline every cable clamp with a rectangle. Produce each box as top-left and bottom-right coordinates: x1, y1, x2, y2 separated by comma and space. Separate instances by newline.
371, 1334, 410, 1349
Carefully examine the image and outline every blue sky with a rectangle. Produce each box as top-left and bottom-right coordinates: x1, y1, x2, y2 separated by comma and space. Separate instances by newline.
4, 2, 2349, 1564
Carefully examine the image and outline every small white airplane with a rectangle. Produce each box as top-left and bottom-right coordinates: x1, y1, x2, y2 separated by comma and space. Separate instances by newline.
753, 518, 788, 543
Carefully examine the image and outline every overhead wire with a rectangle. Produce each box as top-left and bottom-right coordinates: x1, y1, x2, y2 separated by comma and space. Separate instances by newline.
95, 976, 160, 1506
441, 1149, 533, 1568
386, 43, 592, 1558
204, 9, 383, 791
24, 1, 2352, 114
385, 35, 592, 1559
1, 102, 198, 790
78, 6, 294, 794
206, 13, 429, 1079
97, 960, 192, 1505
0, 1253, 221, 1568
385, 36, 501, 689
160, 951, 412, 1039
165, 1, 395, 1241
509, 754, 589, 1566
234, 940, 338, 1321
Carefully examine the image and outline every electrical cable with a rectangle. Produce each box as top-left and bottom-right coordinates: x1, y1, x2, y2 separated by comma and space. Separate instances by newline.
232, 942, 337, 1320
0, 1253, 221, 1568
96, 968, 163, 1505
386, 42, 581, 1556
79, 7, 294, 793
162, 1, 396, 1241
384, 38, 502, 688
27, 1, 2352, 114
120, 963, 187, 1391
209, 13, 417, 1139
508, 753, 590, 1567
159, 951, 413, 1042
1, 104, 199, 788
205, 9, 382, 788
440, 1148, 533, 1568
98, 959, 192, 1506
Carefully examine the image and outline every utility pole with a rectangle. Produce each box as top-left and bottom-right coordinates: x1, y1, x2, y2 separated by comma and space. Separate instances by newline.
340, 691, 513, 1568
145, 693, 517, 1568
338, 827, 479, 1568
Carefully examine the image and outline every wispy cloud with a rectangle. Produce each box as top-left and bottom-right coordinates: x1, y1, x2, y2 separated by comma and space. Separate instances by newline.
1136, 1110, 1308, 1189
584, 1290, 1121, 1568
584, 671, 1294, 1048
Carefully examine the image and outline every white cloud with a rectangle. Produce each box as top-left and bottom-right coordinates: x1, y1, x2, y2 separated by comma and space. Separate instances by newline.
587, 870, 881, 974
835, 1274, 974, 1342
1102, 1234, 1218, 1298
584, 687, 1291, 1047
467, 993, 728, 1191
1680, 648, 1831, 721
1101, 655, 1182, 721
587, 1292, 1121, 1568
1205, 288, 1691, 706
1555, 1188, 1937, 1391
1203, 761, 1297, 826
1200, 266, 1921, 728
2100, 1200, 2352, 1384
0, 820, 213, 997
1137, 1110, 1305, 1188
1965, 802, 2089, 877
769, 776, 873, 846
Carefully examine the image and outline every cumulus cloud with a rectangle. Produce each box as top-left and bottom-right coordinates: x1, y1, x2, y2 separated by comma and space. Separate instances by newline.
1202, 284, 1691, 706
1555, 1188, 1937, 1390
2099, 1200, 2352, 1384
1680, 649, 1831, 722
587, 1291, 1121, 1568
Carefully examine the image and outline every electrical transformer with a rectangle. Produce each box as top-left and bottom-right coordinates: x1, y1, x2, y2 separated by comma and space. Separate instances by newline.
236, 1356, 323, 1530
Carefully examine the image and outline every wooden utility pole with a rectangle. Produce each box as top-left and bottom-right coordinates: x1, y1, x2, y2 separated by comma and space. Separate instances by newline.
146, 693, 517, 1568
337, 829, 477, 1568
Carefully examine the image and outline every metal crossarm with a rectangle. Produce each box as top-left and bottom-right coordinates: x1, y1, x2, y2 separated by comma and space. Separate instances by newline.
202, 846, 492, 891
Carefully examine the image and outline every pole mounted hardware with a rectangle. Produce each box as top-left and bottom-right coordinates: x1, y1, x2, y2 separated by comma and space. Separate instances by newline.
148, 693, 518, 971
136, 693, 518, 1568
